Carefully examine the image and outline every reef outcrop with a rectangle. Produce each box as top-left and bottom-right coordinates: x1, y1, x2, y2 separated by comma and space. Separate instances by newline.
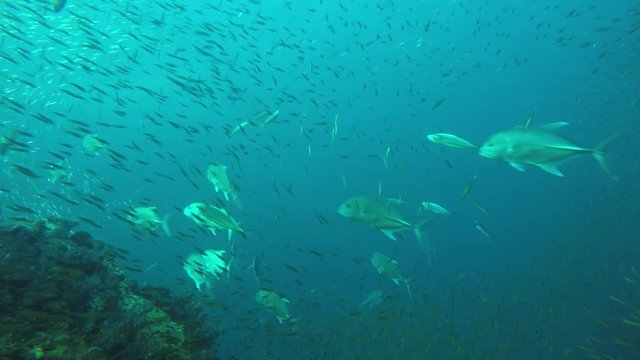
0, 217, 219, 359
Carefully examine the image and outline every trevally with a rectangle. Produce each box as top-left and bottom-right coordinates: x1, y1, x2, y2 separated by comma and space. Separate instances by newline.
478, 122, 618, 179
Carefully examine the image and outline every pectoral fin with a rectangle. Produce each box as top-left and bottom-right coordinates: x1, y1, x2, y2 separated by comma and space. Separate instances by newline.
509, 162, 525, 172
383, 215, 412, 228
381, 230, 398, 241
537, 163, 565, 177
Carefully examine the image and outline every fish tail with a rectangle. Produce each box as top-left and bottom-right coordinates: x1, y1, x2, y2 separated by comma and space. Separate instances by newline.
416, 233, 435, 265
413, 216, 434, 239
413, 216, 436, 263
232, 195, 244, 210
413, 226, 424, 243
161, 213, 172, 236
593, 132, 621, 180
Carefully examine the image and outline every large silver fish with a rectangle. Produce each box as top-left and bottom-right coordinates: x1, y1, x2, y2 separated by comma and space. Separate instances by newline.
338, 196, 436, 261
183, 202, 244, 240
338, 196, 431, 242
371, 252, 411, 297
255, 289, 292, 324
125, 206, 171, 236
183, 249, 229, 291
478, 122, 618, 179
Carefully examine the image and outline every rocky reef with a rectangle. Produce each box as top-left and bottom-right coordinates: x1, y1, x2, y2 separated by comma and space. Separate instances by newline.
0, 217, 220, 359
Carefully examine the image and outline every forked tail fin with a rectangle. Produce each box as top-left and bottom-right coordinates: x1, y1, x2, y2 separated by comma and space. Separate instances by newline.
161, 214, 172, 237
414, 216, 436, 265
593, 132, 621, 180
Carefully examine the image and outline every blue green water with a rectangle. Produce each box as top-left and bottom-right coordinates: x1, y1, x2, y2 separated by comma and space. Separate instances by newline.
1, 0, 639, 358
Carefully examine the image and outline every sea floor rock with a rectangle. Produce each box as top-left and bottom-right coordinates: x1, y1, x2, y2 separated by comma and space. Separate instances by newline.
0, 217, 219, 360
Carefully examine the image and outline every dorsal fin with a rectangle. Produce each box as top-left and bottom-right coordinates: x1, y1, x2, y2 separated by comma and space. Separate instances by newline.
524, 114, 533, 128
540, 121, 570, 130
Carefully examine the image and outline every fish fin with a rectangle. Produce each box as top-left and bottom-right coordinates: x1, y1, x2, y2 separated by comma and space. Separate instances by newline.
161, 214, 172, 237
227, 229, 233, 241
226, 255, 233, 281
413, 217, 436, 264
540, 121, 570, 130
383, 216, 413, 228
230, 193, 243, 210
593, 132, 621, 180
537, 163, 565, 177
416, 233, 434, 265
413, 216, 436, 261
414, 216, 435, 230
209, 228, 217, 236
543, 144, 590, 152
223, 192, 229, 201
381, 230, 398, 241
384, 197, 405, 205
392, 278, 400, 285
384, 216, 413, 227
405, 281, 412, 298
248, 256, 262, 286
524, 114, 533, 128
277, 316, 283, 324
509, 162, 525, 172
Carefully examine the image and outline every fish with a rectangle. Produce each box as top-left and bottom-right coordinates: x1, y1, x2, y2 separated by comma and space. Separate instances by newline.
183, 249, 229, 291
207, 163, 241, 208
338, 196, 431, 242
48, 162, 70, 184
261, 109, 280, 127
0, 133, 16, 156
370, 252, 411, 297
338, 196, 435, 259
359, 290, 384, 309
125, 206, 171, 236
11, 165, 41, 179
474, 220, 491, 239
82, 133, 107, 155
474, 203, 489, 215
426, 133, 476, 149
255, 289, 292, 324
230, 120, 250, 136
460, 175, 478, 200
421, 201, 451, 215
52, 0, 68, 12
478, 122, 619, 179
183, 202, 244, 241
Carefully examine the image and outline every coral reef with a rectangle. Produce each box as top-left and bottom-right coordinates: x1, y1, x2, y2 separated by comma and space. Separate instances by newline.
0, 217, 219, 359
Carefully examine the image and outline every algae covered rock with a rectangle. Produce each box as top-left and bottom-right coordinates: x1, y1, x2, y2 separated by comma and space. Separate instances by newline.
0, 217, 220, 359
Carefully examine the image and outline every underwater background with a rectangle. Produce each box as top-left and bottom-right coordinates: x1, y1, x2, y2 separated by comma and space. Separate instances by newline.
1, 0, 639, 359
